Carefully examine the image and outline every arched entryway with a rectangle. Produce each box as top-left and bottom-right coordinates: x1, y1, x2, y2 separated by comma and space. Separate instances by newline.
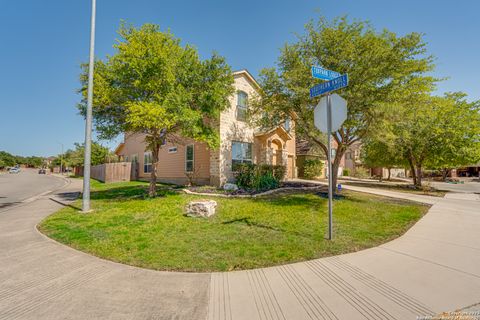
271, 139, 283, 166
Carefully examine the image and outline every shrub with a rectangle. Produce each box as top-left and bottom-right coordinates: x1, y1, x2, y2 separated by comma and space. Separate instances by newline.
343, 168, 350, 176
234, 164, 286, 191
352, 167, 370, 179
303, 159, 324, 179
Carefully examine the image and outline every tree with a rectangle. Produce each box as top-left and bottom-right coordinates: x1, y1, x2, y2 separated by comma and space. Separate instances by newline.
361, 137, 405, 180
387, 92, 480, 186
79, 23, 234, 196
0, 151, 16, 167
68, 142, 112, 167
249, 16, 434, 189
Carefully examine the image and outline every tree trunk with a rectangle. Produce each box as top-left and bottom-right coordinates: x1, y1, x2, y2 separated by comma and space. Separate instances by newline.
387, 168, 391, 181
408, 157, 417, 186
441, 168, 451, 181
331, 148, 345, 193
416, 165, 423, 187
148, 144, 160, 197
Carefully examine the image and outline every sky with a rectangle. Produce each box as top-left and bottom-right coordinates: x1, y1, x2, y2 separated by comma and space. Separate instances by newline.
0, 0, 478, 157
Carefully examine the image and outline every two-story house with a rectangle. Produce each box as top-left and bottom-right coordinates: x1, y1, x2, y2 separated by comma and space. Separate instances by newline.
114, 70, 296, 186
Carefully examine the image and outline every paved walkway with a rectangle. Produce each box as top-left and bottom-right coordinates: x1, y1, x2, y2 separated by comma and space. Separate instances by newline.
1, 178, 479, 319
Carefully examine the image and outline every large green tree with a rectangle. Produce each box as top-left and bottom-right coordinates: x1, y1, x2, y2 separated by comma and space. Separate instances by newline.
385, 92, 480, 186
79, 23, 234, 196
250, 16, 435, 188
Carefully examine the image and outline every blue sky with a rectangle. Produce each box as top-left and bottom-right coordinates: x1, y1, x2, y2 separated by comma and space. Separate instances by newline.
1, 0, 478, 157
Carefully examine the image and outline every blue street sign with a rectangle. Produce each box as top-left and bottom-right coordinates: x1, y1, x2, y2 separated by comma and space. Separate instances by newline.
311, 66, 341, 81
310, 74, 348, 98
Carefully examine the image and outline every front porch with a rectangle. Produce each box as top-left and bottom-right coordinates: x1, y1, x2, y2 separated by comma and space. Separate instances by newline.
255, 126, 296, 179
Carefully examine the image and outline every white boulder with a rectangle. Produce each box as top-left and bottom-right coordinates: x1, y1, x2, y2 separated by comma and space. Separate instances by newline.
223, 183, 239, 191
185, 200, 217, 218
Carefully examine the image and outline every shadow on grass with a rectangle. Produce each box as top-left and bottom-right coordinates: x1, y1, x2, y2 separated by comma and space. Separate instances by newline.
250, 188, 365, 208
88, 185, 179, 201
222, 217, 283, 232
48, 191, 82, 210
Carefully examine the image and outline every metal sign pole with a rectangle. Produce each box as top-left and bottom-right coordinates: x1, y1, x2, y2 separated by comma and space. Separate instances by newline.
82, 0, 96, 212
326, 93, 333, 240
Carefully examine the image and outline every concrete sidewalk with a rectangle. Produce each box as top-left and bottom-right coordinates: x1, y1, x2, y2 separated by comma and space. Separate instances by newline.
207, 186, 480, 320
1, 178, 479, 319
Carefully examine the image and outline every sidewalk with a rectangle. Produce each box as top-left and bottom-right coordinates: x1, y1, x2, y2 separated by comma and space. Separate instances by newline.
1, 178, 479, 319
207, 181, 480, 320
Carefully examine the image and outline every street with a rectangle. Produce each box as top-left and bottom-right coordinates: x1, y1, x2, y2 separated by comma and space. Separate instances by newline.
0, 169, 66, 212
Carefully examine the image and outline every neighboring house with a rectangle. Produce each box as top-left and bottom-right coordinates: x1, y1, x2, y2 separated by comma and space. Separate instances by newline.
115, 70, 297, 186
295, 139, 326, 178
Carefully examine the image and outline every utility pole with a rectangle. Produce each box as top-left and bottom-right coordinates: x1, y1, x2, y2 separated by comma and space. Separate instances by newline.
82, 0, 96, 212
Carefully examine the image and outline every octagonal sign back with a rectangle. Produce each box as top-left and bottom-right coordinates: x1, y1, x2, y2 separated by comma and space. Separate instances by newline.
314, 93, 347, 133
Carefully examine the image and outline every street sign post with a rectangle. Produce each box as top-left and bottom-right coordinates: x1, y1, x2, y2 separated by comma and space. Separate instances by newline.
310, 66, 348, 240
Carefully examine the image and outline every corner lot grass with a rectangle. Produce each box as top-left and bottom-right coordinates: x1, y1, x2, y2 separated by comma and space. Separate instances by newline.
39, 180, 429, 272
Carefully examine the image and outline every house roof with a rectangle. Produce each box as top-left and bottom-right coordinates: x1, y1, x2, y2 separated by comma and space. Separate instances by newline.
255, 126, 293, 141
296, 139, 325, 158
114, 143, 125, 155
233, 69, 261, 90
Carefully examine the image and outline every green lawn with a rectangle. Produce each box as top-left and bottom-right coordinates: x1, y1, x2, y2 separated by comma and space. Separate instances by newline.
39, 180, 429, 272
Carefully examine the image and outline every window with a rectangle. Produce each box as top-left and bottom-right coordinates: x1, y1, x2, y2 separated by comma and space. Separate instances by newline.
232, 141, 252, 170
168, 147, 177, 154
185, 145, 194, 172
144, 152, 152, 173
236, 91, 248, 121
131, 154, 138, 163
331, 148, 337, 158
283, 117, 291, 132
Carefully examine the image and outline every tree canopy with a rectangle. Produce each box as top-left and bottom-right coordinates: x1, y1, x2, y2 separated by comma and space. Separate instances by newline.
79, 23, 234, 196
250, 16, 435, 188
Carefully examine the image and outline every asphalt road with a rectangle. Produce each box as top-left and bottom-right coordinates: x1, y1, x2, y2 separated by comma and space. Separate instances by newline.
0, 169, 66, 212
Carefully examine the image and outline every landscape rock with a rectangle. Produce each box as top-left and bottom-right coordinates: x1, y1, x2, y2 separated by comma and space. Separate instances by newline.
223, 183, 239, 191
185, 200, 217, 218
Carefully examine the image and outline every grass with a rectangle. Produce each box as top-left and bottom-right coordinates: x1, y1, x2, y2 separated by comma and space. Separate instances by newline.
39, 180, 429, 272
340, 180, 447, 197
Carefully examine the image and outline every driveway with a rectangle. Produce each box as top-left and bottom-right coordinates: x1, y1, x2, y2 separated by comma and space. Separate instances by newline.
430, 179, 480, 194
0, 177, 479, 319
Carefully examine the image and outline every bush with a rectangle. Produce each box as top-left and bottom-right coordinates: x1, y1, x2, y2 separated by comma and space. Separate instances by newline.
343, 168, 350, 176
352, 167, 370, 179
303, 159, 324, 179
234, 164, 286, 191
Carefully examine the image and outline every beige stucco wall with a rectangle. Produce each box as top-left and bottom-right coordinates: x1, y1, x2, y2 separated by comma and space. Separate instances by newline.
117, 133, 210, 185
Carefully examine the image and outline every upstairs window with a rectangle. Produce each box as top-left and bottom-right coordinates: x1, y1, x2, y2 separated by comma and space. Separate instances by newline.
236, 91, 248, 121
144, 152, 152, 173
168, 147, 177, 154
232, 141, 252, 170
283, 116, 291, 132
185, 145, 194, 172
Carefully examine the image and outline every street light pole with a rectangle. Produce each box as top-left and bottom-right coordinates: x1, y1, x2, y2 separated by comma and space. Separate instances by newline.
82, 0, 96, 212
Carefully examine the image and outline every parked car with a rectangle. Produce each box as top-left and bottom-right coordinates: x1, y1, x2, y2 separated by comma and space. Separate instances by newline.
9, 167, 20, 174
38, 168, 46, 174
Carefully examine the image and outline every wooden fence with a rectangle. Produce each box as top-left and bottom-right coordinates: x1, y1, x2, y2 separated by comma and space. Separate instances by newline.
75, 162, 138, 183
